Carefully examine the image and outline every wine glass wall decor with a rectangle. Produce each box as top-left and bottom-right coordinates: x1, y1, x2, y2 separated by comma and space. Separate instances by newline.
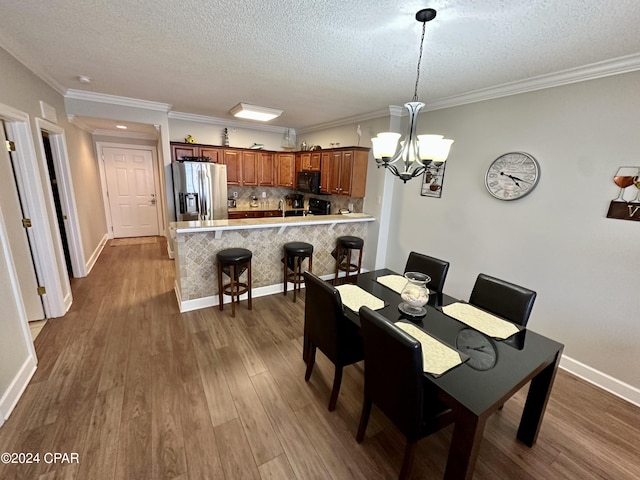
606, 166, 640, 222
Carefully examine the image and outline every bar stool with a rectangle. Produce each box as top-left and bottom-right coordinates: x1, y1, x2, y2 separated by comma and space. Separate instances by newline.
283, 241, 313, 302
332, 236, 364, 285
216, 248, 252, 317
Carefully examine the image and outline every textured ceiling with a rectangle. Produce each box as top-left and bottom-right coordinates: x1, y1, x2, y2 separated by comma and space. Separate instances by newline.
1, 0, 640, 132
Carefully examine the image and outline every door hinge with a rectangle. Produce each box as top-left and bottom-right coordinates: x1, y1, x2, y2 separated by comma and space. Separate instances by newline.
37, 286, 46, 296
5, 140, 16, 152
22, 218, 32, 228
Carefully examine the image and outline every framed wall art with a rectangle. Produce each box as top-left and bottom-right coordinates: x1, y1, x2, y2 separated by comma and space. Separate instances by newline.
420, 163, 446, 198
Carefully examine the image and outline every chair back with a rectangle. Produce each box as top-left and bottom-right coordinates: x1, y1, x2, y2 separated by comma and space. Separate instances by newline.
469, 273, 537, 327
404, 252, 450, 294
359, 306, 425, 441
303, 271, 351, 363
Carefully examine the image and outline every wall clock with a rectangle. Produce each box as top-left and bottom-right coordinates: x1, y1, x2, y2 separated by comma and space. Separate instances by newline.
485, 152, 540, 201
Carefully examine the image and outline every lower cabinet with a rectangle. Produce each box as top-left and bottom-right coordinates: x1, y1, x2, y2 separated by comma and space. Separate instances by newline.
228, 210, 281, 219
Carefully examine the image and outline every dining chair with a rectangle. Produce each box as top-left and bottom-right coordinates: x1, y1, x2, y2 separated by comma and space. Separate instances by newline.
303, 271, 364, 411
404, 251, 450, 295
469, 273, 537, 327
357, 306, 454, 480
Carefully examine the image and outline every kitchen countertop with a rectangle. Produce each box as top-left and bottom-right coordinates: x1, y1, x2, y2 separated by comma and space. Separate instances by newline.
171, 212, 374, 234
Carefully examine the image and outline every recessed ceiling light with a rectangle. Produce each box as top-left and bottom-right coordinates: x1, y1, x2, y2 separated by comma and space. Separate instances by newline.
116, 125, 127, 129
77, 75, 91, 84
229, 103, 283, 122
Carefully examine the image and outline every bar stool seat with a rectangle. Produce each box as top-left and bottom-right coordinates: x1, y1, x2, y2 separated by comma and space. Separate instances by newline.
217, 248, 252, 317
332, 236, 364, 285
283, 241, 313, 302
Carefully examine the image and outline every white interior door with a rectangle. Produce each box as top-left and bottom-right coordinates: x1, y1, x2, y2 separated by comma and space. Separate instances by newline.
103, 147, 159, 238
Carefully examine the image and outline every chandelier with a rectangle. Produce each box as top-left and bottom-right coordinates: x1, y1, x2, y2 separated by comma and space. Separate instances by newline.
371, 8, 453, 183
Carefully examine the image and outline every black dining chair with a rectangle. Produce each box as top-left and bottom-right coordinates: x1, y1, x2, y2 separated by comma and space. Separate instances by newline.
469, 273, 537, 327
303, 271, 364, 411
357, 306, 454, 480
404, 251, 450, 297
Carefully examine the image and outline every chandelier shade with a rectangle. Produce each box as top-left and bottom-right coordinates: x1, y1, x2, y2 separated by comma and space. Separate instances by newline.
372, 8, 454, 184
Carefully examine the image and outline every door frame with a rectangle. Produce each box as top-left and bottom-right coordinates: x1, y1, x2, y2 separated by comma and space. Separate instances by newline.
0, 102, 69, 318
35, 118, 86, 278
96, 142, 163, 238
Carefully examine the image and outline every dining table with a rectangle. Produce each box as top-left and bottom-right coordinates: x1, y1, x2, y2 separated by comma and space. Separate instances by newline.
338, 269, 564, 480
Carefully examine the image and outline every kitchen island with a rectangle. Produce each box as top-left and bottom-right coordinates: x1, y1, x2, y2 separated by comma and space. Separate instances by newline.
171, 213, 375, 312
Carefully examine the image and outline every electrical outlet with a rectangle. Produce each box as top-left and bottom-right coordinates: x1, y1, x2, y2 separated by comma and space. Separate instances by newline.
261, 191, 267, 198
233, 191, 238, 198
348, 203, 354, 211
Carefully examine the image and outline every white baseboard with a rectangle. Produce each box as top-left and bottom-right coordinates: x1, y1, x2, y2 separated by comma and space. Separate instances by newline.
0, 354, 37, 425
174, 270, 366, 313
85, 233, 108, 274
560, 355, 640, 408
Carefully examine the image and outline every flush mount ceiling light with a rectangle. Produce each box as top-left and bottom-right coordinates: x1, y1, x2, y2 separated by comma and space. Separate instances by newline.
116, 125, 127, 129
229, 103, 283, 122
371, 8, 454, 183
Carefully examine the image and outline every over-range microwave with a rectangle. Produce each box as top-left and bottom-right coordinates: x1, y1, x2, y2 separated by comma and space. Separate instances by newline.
297, 171, 322, 194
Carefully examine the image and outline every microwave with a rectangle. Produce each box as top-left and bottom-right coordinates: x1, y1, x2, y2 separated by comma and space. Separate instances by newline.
297, 171, 322, 194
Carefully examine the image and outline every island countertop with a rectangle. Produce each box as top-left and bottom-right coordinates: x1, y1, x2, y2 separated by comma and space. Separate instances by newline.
171, 212, 375, 312
170, 212, 375, 234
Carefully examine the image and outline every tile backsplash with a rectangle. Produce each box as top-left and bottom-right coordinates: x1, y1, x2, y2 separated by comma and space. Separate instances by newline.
230, 186, 363, 213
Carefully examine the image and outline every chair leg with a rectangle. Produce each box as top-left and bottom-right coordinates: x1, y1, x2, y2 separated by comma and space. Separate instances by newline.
247, 260, 252, 310
293, 255, 299, 302
356, 396, 372, 443
399, 440, 418, 480
328, 365, 343, 411
344, 248, 353, 283
217, 262, 224, 311
229, 264, 236, 318
283, 251, 288, 296
304, 345, 316, 381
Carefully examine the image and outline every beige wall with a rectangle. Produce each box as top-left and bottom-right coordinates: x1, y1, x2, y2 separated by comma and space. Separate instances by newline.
385, 72, 640, 391
0, 46, 108, 270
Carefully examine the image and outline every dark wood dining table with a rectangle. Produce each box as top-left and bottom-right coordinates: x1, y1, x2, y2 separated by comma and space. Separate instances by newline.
342, 269, 564, 480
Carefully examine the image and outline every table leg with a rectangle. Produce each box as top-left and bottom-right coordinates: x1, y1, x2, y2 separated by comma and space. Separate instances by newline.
517, 349, 562, 446
444, 408, 487, 480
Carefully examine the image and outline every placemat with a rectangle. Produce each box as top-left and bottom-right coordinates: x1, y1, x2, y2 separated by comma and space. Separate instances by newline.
335, 284, 385, 312
375, 274, 408, 294
442, 302, 519, 339
395, 322, 464, 376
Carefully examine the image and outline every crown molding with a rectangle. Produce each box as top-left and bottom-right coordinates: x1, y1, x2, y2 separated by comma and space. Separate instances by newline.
423, 53, 640, 112
65, 89, 172, 112
296, 108, 391, 134
168, 111, 290, 133
301, 53, 640, 131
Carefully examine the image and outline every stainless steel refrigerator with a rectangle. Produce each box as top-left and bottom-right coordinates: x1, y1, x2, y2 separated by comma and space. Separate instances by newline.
172, 161, 228, 221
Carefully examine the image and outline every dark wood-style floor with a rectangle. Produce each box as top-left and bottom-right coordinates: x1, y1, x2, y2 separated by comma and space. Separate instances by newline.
1, 237, 638, 480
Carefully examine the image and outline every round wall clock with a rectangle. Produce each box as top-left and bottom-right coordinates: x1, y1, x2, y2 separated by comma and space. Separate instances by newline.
485, 152, 540, 201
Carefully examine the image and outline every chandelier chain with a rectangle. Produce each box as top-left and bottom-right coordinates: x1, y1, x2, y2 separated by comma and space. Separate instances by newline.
412, 20, 427, 102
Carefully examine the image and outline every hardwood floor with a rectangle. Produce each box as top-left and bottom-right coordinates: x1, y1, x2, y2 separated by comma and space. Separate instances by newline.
1, 237, 638, 480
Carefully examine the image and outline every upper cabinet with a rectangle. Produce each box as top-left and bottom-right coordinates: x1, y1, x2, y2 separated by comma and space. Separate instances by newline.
323, 148, 369, 197
171, 142, 220, 162
259, 152, 275, 186
223, 149, 243, 185
171, 142, 369, 196
276, 152, 296, 188
298, 152, 321, 172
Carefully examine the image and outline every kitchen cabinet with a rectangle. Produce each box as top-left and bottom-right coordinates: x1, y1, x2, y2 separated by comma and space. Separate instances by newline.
200, 147, 221, 163
320, 151, 331, 193
298, 152, 321, 172
324, 148, 369, 197
223, 149, 242, 185
276, 152, 296, 188
170, 142, 220, 162
241, 150, 259, 186
228, 210, 281, 219
259, 152, 275, 186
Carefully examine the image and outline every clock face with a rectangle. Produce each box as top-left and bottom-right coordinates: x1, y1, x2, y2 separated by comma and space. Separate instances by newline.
485, 152, 540, 201
455, 329, 497, 371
